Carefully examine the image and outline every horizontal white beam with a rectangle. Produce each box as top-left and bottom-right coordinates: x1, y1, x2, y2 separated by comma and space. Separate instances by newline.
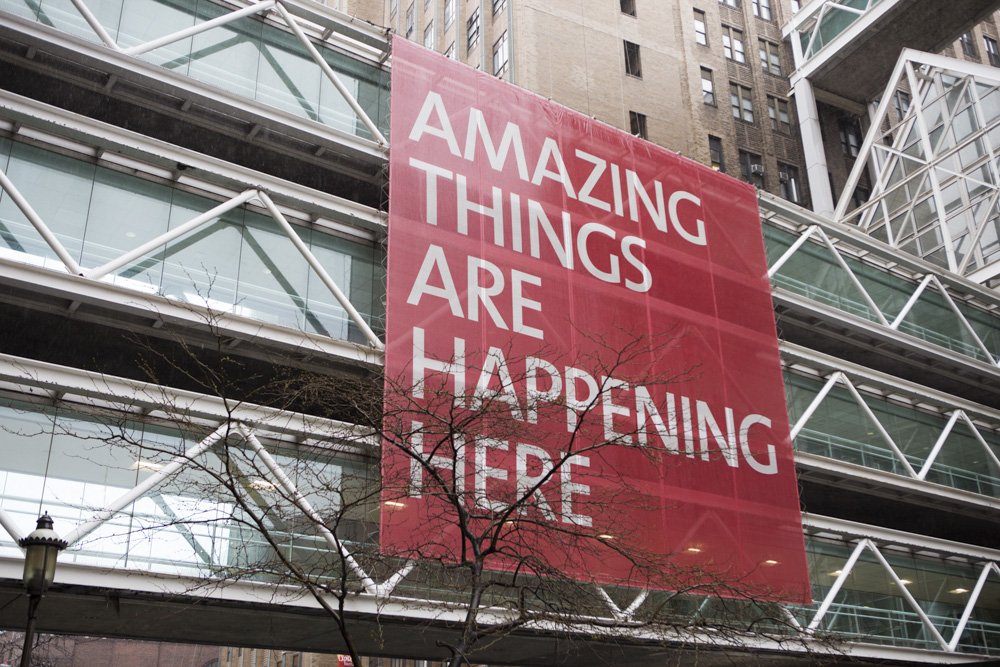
0, 352, 376, 445
781, 341, 1000, 424
0, 90, 385, 236
0, 258, 383, 363
802, 512, 1000, 562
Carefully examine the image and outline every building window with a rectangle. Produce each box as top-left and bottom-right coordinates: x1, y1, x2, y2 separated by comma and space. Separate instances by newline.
493, 0, 506, 15
444, 0, 454, 28
621, 0, 637, 16
719, 0, 738, 6
759, 40, 781, 75
986, 36, 1000, 66
709, 135, 724, 171
390, 0, 397, 19
694, 9, 707, 45
405, 4, 414, 37
493, 32, 508, 76
779, 163, 801, 203
629, 111, 648, 139
767, 96, 790, 133
467, 8, 480, 49
424, 21, 435, 49
739, 150, 765, 188
791, 0, 800, 12
444, 42, 456, 59
701, 68, 715, 105
624, 40, 642, 77
893, 91, 910, 119
751, 0, 771, 20
722, 26, 745, 63
840, 120, 860, 157
730, 83, 753, 123
961, 32, 977, 57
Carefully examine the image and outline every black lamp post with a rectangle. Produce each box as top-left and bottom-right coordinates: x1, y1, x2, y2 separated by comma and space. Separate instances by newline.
17, 514, 67, 667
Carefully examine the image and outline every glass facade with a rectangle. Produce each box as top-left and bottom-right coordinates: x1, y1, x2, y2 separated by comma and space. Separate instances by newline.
802, 538, 1000, 654
784, 370, 1000, 496
0, 0, 390, 141
0, 139, 385, 341
0, 396, 377, 579
765, 223, 1000, 364
836, 54, 1000, 278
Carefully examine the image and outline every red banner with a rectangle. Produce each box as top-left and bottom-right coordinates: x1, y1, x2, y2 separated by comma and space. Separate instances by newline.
382, 38, 809, 602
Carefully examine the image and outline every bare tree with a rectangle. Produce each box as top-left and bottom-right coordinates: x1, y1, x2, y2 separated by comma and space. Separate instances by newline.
25, 311, 814, 667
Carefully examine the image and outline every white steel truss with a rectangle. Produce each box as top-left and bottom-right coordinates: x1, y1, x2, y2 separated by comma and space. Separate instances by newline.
788, 368, 1000, 490
836, 50, 1000, 283
801, 514, 1000, 655
4, 0, 387, 147
785, 0, 887, 65
0, 97, 386, 350
0, 167, 384, 349
767, 219, 1000, 366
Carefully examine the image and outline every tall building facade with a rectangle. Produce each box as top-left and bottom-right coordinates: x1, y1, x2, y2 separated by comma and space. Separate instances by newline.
2, 0, 1000, 664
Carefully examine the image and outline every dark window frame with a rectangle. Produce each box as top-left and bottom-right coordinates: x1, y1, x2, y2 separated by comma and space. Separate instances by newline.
624, 40, 642, 77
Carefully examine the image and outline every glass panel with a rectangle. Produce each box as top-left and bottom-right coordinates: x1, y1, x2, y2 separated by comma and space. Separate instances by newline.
255, 25, 323, 121
924, 420, 1000, 496
0, 396, 373, 578
7, 0, 393, 138
952, 106, 979, 145
0, 0, 40, 20
235, 209, 311, 327
117, 0, 196, 69
34, 0, 124, 42
45, 412, 143, 569
0, 142, 94, 270
786, 374, 904, 474
804, 538, 1000, 653
861, 394, 939, 467
962, 299, 1000, 360
762, 224, 795, 265
0, 139, 384, 341
768, 236, 880, 322
82, 167, 173, 291
305, 229, 378, 341
158, 189, 245, 310
897, 289, 991, 362
186, 3, 262, 99
0, 400, 57, 560
319, 48, 391, 141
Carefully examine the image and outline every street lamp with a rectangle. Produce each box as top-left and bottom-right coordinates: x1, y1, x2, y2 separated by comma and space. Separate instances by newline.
17, 514, 67, 667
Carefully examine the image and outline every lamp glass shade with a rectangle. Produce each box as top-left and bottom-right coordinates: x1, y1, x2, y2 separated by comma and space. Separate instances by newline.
22, 544, 59, 595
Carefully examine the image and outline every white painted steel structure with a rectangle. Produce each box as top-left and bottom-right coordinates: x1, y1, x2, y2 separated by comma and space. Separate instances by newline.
836, 50, 1000, 285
